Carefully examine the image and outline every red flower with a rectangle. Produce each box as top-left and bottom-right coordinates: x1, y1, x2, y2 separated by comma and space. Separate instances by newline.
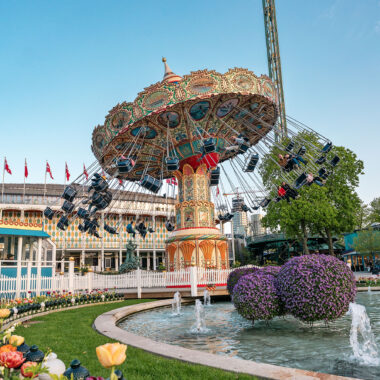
0, 351, 25, 368
21, 361, 38, 378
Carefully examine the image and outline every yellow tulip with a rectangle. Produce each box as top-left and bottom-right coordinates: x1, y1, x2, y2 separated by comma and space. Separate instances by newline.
96, 343, 127, 368
0, 309, 10, 319
9, 335, 25, 346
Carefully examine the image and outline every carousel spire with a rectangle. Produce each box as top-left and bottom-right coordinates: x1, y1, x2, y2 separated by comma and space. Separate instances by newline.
162, 57, 182, 84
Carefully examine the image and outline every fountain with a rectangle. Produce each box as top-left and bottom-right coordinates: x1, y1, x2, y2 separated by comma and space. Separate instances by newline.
348, 302, 380, 366
191, 299, 207, 333
171, 291, 181, 315
368, 286, 372, 293
203, 289, 211, 306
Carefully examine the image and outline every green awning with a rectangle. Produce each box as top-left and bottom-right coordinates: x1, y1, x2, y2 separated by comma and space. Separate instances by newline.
0, 228, 50, 238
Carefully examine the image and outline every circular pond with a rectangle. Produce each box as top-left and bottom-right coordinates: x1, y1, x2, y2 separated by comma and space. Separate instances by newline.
119, 292, 380, 380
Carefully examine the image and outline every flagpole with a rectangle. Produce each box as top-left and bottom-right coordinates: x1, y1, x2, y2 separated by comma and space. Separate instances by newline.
44, 160, 47, 204
23, 159, 26, 204
1, 157, 5, 203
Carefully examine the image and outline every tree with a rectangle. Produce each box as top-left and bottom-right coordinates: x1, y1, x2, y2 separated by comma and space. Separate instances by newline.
367, 197, 380, 225
260, 131, 364, 255
119, 240, 139, 273
356, 200, 369, 230
353, 229, 380, 255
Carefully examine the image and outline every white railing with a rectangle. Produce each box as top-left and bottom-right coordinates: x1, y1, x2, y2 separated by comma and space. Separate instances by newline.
0, 266, 235, 300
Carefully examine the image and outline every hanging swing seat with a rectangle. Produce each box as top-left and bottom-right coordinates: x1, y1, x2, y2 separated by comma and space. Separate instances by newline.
210, 167, 220, 186
244, 153, 259, 172
241, 204, 250, 212
165, 157, 180, 171
91, 191, 113, 210
165, 221, 175, 231
259, 198, 271, 208
321, 142, 333, 154
61, 200, 75, 214
77, 207, 90, 219
62, 186, 77, 202
285, 141, 295, 152
297, 146, 306, 156
315, 155, 326, 165
126, 223, 136, 235
117, 158, 135, 173
141, 174, 162, 193
44, 207, 55, 220
221, 213, 234, 221
203, 138, 216, 153
90, 175, 108, 192
104, 223, 118, 235
318, 167, 330, 180
329, 155, 340, 167
294, 173, 308, 189
57, 215, 70, 231
148, 227, 155, 233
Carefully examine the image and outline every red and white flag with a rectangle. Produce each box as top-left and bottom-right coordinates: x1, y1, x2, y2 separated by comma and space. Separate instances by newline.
46, 161, 54, 180
24, 159, 28, 178
118, 178, 124, 186
216, 186, 220, 196
65, 162, 70, 182
4, 158, 12, 175
83, 163, 89, 180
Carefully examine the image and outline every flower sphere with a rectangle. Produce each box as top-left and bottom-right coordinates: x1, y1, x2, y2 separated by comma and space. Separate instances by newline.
0, 344, 17, 353
276, 254, 356, 323
96, 343, 127, 368
9, 335, 25, 346
261, 266, 281, 277
233, 271, 282, 322
226, 267, 259, 295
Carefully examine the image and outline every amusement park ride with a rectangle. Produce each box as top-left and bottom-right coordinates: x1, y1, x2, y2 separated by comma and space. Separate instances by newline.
43, 1, 340, 270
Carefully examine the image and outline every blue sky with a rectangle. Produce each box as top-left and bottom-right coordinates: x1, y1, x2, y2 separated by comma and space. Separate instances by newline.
0, 0, 379, 203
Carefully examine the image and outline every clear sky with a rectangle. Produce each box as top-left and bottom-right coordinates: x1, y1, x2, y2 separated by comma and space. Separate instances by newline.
0, 0, 379, 203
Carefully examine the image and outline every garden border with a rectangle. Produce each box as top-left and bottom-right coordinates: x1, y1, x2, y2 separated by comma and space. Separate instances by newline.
93, 299, 359, 380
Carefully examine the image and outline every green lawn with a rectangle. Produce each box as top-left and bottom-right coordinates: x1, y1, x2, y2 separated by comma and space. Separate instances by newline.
14, 300, 257, 380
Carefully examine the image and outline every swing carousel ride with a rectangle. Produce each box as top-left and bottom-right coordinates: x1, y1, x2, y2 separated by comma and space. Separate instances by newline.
44, 59, 340, 270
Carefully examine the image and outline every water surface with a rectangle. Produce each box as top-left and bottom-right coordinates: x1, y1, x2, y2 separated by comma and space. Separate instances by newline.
119, 292, 380, 380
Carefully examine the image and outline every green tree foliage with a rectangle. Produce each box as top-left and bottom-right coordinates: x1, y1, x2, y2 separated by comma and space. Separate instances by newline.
356, 200, 370, 230
260, 131, 364, 254
367, 197, 380, 225
353, 229, 380, 255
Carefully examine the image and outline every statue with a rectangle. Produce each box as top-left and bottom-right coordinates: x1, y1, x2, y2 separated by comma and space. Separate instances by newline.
119, 240, 139, 273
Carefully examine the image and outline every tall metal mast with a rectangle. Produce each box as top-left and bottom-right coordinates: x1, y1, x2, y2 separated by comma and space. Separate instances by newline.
262, 0, 287, 135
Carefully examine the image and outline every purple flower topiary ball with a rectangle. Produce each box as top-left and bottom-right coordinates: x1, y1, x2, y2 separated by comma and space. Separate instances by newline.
226, 267, 259, 295
276, 254, 356, 323
233, 271, 282, 322
261, 266, 281, 277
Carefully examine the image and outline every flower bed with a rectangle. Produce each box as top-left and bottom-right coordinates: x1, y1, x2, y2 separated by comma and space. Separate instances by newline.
0, 321, 127, 380
0, 290, 124, 325
356, 277, 380, 287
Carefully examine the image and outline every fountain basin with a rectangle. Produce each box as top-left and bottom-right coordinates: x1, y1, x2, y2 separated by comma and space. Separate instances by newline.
94, 298, 360, 380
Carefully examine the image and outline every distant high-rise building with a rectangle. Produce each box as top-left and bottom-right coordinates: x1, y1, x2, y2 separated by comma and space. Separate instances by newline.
232, 210, 248, 237
249, 214, 267, 236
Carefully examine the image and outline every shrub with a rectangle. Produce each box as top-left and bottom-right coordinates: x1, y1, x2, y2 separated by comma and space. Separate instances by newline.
276, 254, 356, 323
233, 271, 282, 322
226, 267, 259, 295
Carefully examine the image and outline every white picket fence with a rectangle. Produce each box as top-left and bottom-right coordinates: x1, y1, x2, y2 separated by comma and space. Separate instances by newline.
0, 267, 234, 300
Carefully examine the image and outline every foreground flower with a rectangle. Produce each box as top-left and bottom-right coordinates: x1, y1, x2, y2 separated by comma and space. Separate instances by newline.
0, 345, 17, 353
21, 361, 38, 378
0, 351, 25, 368
0, 309, 10, 319
96, 343, 127, 368
9, 335, 25, 346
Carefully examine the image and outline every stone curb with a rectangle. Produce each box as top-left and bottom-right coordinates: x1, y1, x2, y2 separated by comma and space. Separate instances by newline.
93, 299, 359, 380
357, 286, 380, 292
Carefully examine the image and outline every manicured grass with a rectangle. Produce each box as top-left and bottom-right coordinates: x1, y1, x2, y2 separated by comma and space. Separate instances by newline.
14, 300, 257, 380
